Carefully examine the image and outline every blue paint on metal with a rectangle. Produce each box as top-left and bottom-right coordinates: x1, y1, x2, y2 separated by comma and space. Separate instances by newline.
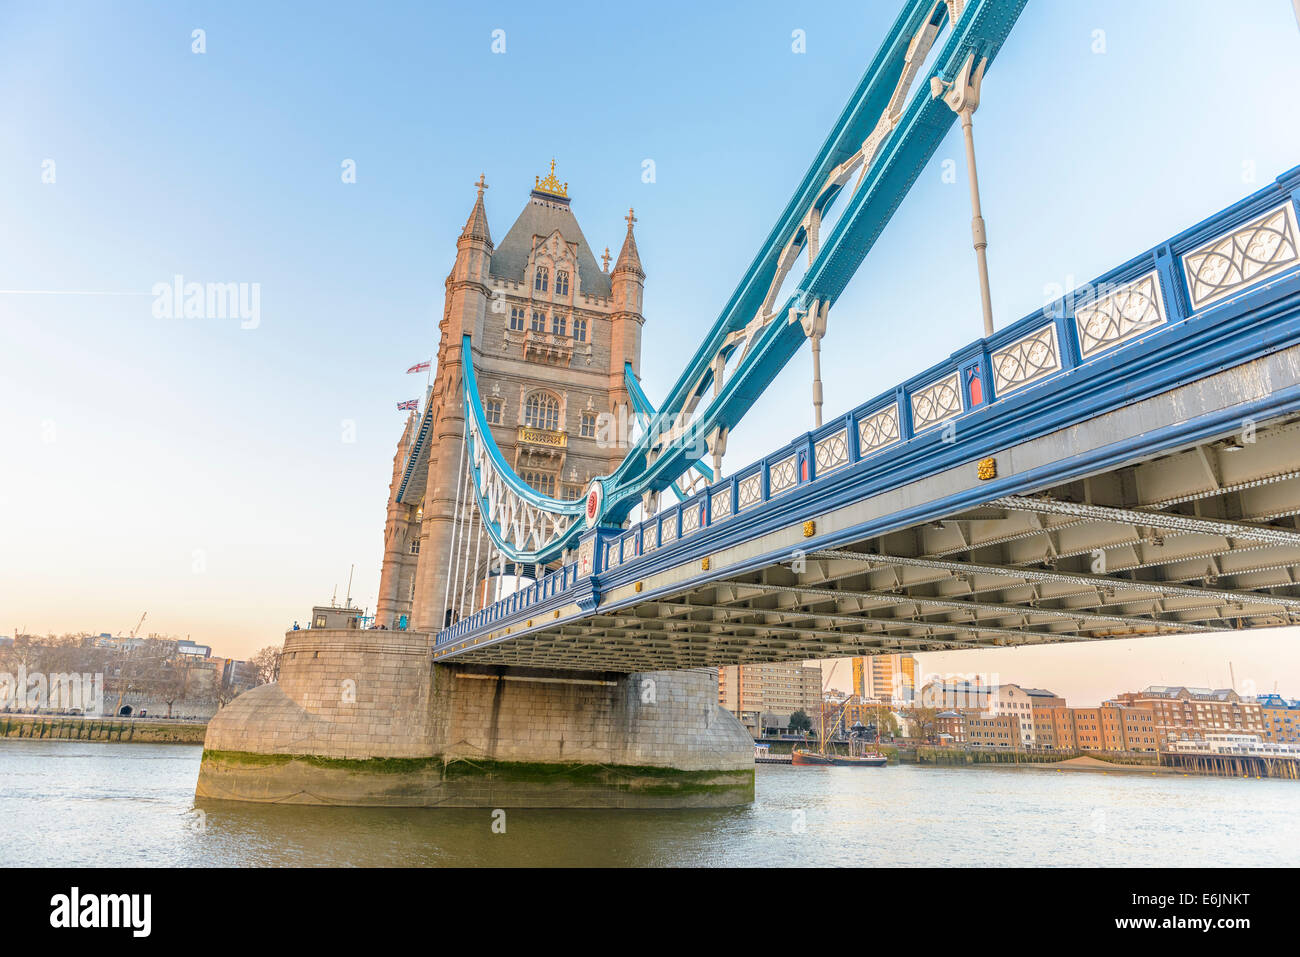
440, 0, 1029, 563
394, 389, 435, 505
433, 168, 1300, 652
623, 362, 713, 500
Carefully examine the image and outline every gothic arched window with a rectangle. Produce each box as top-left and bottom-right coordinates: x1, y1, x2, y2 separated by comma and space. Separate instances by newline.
555, 270, 570, 296
524, 391, 560, 432
534, 266, 549, 293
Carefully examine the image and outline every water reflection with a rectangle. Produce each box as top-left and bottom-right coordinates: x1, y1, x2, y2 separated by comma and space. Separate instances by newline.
2, 741, 1296, 867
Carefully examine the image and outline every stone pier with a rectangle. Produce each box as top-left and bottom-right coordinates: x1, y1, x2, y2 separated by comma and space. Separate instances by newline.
195, 630, 754, 807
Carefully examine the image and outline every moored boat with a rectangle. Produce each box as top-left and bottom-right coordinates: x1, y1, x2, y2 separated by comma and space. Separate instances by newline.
792, 748, 887, 767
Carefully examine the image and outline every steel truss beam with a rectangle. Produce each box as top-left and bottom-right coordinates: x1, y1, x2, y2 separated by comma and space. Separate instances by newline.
719, 580, 1212, 634
639, 598, 1084, 645
991, 495, 1300, 549
808, 549, 1300, 612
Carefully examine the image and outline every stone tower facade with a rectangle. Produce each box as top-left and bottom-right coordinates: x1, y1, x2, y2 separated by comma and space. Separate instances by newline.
375, 163, 646, 632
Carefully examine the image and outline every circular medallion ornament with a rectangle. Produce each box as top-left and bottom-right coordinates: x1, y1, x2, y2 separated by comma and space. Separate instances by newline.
584, 480, 604, 529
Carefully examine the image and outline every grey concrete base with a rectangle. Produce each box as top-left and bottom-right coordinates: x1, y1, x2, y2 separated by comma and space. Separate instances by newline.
195, 630, 753, 808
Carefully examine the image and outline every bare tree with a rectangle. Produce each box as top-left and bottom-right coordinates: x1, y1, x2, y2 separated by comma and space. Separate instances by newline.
215, 673, 238, 708
156, 655, 197, 718
250, 646, 282, 685
901, 706, 941, 744
107, 640, 173, 716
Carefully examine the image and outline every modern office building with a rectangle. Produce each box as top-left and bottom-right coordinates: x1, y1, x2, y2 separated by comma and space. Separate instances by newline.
718, 662, 823, 727
850, 654, 918, 702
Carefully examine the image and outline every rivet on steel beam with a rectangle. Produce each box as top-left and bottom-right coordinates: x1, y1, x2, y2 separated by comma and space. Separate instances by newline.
978, 457, 997, 480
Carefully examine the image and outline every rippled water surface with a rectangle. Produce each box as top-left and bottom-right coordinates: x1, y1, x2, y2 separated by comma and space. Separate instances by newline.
2, 741, 1297, 866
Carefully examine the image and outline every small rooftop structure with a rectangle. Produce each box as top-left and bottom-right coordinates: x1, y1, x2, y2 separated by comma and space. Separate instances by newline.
310, 605, 366, 630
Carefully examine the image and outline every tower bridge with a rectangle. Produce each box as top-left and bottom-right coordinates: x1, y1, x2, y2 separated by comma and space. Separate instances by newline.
433, 172, 1300, 672
197, 0, 1300, 808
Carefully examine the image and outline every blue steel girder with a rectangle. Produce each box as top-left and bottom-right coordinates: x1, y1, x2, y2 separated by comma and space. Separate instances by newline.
433, 163, 1300, 659
460, 340, 585, 559
623, 362, 713, 503
458, 0, 1028, 564
605, 0, 1027, 506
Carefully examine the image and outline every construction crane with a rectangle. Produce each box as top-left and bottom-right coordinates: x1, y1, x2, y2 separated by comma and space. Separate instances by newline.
126, 611, 146, 638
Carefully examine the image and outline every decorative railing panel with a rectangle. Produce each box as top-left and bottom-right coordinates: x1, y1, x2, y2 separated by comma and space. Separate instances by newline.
814, 428, 850, 475
711, 487, 733, 521
1074, 271, 1166, 358
1183, 202, 1300, 311
769, 454, 798, 495
737, 472, 762, 511
856, 403, 900, 453
910, 373, 962, 432
991, 324, 1061, 395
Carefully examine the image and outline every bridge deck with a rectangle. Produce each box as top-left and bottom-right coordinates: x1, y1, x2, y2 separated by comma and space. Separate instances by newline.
433, 171, 1300, 672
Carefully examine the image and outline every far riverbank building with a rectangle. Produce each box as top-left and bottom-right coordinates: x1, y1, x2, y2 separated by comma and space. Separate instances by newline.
375, 164, 647, 631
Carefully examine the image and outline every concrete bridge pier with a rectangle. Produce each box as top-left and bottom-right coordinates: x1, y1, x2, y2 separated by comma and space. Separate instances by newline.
195, 629, 754, 808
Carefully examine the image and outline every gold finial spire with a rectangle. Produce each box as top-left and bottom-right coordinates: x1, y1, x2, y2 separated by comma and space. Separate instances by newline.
474, 173, 488, 195
534, 158, 569, 198
601, 247, 611, 272
625, 207, 637, 229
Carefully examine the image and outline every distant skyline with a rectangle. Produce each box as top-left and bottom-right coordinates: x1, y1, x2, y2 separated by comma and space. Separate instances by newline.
817, 627, 1300, 709
3, 0, 1300, 698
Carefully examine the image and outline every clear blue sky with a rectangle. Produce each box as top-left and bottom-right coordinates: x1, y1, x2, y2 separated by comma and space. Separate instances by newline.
2, 0, 1299, 701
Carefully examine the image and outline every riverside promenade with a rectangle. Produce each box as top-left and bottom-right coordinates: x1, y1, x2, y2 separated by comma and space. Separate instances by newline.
1, 714, 207, 744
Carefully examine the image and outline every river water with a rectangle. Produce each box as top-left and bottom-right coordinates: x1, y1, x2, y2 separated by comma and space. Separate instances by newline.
1, 741, 1296, 867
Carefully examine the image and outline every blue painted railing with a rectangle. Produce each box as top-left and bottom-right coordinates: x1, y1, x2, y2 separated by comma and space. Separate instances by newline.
434, 168, 1300, 651
439, 560, 582, 644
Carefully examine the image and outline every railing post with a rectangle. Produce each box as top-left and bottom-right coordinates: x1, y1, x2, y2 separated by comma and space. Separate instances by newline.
896, 386, 914, 442
1051, 305, 1081, 373
1153, 245, 1188, 322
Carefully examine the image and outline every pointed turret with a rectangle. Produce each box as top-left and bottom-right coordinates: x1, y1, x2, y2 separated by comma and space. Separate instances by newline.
610, 208, 645, 321
448, 175, 493, 317
610, 208, 646, 398
612, 208, 644, 280
460, 174, 493, 248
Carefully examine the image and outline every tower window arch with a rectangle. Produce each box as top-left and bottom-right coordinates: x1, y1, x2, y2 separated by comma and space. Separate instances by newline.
534, 266, 549, 293
555, 270, 569, 296
523, 391, 561, 432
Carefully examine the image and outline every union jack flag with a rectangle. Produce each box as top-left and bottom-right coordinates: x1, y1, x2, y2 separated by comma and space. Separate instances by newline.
397, 399, 419, 411
406, 360, 431, 374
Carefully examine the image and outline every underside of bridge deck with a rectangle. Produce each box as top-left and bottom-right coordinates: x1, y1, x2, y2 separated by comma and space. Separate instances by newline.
445, 409, 1300, 672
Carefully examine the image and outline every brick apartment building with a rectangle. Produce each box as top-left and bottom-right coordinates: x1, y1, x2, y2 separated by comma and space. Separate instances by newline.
1257, 693, 1300, 744
1113, 686, 1264, 748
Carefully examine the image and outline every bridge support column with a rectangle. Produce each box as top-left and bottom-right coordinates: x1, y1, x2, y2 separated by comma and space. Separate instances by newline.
195, 630, 754, 808
934, 53, 995, 337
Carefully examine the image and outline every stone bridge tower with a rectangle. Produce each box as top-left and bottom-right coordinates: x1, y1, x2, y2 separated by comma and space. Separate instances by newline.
375, 163, 646, 632
197, 164, 753, 809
